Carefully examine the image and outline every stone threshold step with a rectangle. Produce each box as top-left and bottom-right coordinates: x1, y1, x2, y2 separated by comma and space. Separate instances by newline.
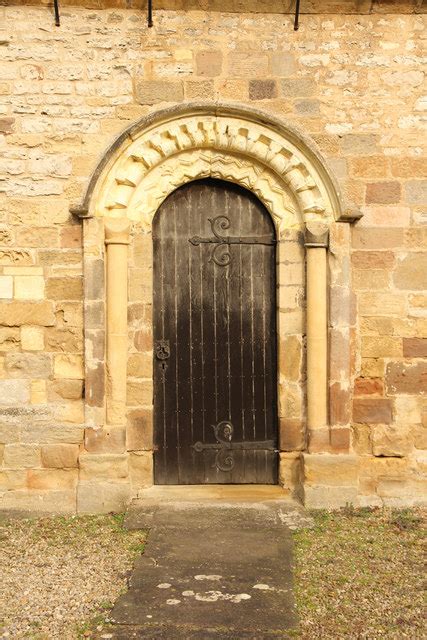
136, 484, 293, 503
125, 485, 312, 531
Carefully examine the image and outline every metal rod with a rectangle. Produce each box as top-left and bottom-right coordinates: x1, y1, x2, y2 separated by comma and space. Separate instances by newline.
294, 0, 300, 31
53, 0, 60, 27
148, 0, 153, 28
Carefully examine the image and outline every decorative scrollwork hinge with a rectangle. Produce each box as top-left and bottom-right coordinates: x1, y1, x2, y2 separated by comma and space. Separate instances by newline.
189, 216, 276, 267
192, 421, 276, 472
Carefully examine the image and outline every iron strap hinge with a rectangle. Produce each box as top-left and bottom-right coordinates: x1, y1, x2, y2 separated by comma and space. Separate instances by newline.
192, 421, 278, 472
193, 441, 277, 452
189, 215, 276, 247
190, 235, 276, 246
189, 215, 276, 267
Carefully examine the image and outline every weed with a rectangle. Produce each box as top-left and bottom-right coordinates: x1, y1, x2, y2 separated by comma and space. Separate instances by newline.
110, 512, 126, 528
76, 612, 108, 639
129, 540, 145, 554
389, 508, 422, 531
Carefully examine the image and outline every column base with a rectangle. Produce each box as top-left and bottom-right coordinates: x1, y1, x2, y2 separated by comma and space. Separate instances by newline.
302, 452, 359, 509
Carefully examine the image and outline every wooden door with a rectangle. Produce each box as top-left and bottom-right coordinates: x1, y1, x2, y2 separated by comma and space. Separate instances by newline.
153, 179, 278, 484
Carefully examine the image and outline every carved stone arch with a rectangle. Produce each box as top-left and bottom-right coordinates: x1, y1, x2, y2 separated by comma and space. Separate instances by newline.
74, 103, 358, 227
126, 149, 302, 234
73, 103, 360, 504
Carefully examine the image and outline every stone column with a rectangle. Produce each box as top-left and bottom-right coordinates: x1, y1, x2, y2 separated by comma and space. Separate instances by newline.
305, 222, 329, 450
104, 218, 131, 426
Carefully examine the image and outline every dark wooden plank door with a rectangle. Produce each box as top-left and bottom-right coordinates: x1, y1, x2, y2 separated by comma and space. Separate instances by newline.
153, 179, 278, 484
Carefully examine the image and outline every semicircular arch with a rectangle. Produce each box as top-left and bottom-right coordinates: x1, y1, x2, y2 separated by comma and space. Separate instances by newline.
73, 103, 355, 232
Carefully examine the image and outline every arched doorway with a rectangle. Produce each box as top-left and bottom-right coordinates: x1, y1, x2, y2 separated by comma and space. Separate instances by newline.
152, 179, 278, 484
72, 103, 358, 510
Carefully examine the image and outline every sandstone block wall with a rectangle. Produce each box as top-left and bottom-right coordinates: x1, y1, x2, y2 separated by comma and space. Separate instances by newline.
0, 1, 426, 512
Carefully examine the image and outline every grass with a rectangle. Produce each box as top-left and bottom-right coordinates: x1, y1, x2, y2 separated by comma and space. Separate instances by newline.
17, 512, 125, 547
293, 507, 425, 639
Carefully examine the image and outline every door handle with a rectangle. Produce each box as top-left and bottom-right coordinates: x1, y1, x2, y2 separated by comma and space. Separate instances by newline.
155, 339, 170, 360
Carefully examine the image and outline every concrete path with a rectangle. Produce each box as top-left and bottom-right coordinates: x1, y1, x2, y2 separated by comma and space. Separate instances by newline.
102, 487, 312, 639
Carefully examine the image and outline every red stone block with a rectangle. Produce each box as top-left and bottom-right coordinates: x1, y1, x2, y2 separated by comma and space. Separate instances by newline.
366, 181, 401, 204
353, 398, 393, 424
403, 338, 427, 358
354, 377, 384, 396
330, 428, 351, 453
386, 361, 427, 395
308, 428, 330, 453
0, 117, 14, 134
279, 418, 306, 451
84, 427, 126, 453
330, 382, 351, 425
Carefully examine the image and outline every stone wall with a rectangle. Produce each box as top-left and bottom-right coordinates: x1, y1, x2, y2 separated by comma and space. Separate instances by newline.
0, 2, 425, 512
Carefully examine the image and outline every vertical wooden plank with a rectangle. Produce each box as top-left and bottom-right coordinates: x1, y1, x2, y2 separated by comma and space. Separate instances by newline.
153, 202, 178, 483
228, 193, 244, 439
215, 187, 231, 426
240, 193, 256, 464
199, 185, 219, 479
152, 212, 163, 483
168, 200, 180, 483
266, 214, 278, 449
252, 200, 270, 449
174, 188, 192, 483
190, 184, 206, 483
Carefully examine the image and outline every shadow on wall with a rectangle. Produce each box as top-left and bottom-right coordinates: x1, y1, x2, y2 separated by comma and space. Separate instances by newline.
5, 0, 424, 15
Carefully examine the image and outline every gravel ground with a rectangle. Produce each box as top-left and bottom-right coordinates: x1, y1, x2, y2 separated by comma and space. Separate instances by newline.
293, 507, 426, 639
0, 514, 145, 640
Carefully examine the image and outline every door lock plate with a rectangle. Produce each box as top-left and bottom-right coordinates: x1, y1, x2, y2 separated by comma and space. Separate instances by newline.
155, 339, 170, 360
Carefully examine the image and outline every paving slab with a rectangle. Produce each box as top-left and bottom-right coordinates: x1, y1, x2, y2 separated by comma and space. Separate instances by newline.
101, 487, 311, 639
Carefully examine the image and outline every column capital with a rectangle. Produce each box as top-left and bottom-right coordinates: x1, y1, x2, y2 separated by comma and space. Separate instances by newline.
104, 217, 132, 245
304, 222, 329, 248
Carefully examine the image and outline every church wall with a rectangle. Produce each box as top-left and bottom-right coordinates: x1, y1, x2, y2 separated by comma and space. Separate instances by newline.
0, 2, 425, 512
